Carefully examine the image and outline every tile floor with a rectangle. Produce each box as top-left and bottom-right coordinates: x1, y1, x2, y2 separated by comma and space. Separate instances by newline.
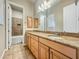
3, 44, 35, 59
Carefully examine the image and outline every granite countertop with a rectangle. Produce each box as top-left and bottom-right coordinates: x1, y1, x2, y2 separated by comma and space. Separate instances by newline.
28, 32, 79, 48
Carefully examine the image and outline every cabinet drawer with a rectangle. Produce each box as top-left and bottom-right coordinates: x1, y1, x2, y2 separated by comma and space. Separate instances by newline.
39, 38, 76, 59
31, 35, 38, 41
50, 49, 71, 59
33, 35, 38, 41
27, 33, 30, 35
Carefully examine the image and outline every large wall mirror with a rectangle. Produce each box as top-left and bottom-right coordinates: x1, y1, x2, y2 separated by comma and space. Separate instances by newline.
47, 0, 79, 33
38, 0, 79, 33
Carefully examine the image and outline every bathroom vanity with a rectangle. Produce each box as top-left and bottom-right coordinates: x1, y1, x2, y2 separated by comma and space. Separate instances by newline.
25, 32, 79, 59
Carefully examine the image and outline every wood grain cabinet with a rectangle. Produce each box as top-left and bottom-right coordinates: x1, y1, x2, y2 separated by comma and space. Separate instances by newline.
39, 37, 77, 59
30, 35, 39, 59
26, 34, 31, 49
27, 16, 33, 28
34, 18, 39, 28
39, 42, 49, 59
26, 33, 78, 59
50, 49, 71, 59
27, 16, 39, 28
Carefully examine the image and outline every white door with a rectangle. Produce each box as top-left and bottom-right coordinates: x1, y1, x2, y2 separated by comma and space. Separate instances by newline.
63, 3, 78, 33
8, 4, 12, 48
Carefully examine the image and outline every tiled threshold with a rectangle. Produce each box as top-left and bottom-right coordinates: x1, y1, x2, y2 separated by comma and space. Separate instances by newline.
3, 44, 35, 59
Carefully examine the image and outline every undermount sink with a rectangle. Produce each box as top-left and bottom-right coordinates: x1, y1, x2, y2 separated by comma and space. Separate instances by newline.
47, 34, 79, 42
47, 34, 63, 39
47, 34, 60, 37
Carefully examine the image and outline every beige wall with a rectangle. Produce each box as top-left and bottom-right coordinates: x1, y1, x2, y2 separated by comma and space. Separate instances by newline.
0, 0, 6, 57
0, 25, 5, 57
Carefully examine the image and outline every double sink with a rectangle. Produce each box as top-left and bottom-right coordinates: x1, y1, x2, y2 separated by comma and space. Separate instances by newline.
47, 34, 79, 42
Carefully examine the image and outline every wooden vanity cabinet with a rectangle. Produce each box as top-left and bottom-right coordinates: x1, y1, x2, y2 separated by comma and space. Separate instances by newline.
24, 33, 27, 44
30, 35, 39, 59
39, 42, 49, 59
26, 34, 31, 49
50, 49, 71, 59
26, 33, 78, 59
39, 38, 77, 59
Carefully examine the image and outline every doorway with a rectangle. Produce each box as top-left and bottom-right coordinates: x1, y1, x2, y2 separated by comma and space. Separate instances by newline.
8, 2, 24, 47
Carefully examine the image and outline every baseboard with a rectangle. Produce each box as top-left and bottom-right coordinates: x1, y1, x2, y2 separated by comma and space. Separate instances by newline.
0, 48, 8, 59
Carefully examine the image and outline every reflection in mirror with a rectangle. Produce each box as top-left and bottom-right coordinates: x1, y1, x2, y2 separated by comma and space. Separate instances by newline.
39, 15, 46, 31
37, 0, 79, 33
63, 3, 77, 33
45, 0, 78, 33
47, 14, 56, 31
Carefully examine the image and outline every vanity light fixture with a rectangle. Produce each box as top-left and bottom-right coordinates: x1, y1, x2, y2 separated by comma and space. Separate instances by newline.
38, 6, 41, 12
41, 4, 45, 11
44, 0, 48, 9
38, 5, 44, 12
38, 0, 60, 12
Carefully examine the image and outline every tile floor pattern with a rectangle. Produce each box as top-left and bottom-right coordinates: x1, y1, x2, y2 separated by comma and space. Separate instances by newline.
3, 44, 35, 59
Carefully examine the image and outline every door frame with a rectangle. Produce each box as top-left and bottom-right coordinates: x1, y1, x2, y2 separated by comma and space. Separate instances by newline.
6, 1, 25, 49
8, 4, 12, 48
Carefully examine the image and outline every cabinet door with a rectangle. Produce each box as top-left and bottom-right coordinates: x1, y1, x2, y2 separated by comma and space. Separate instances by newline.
27, 16, 33, 28
24, 33, 27, 44
34, 18, 39, 28
50, 49, 71, 59
27, 34, 31, 49
63, 3, 78, 33
39, 43, 49, 59
30, 36, 39, 59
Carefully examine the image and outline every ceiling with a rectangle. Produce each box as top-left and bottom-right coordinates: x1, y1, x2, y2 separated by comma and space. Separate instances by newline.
28, 0, 36, 3
10, 4, 23, 12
